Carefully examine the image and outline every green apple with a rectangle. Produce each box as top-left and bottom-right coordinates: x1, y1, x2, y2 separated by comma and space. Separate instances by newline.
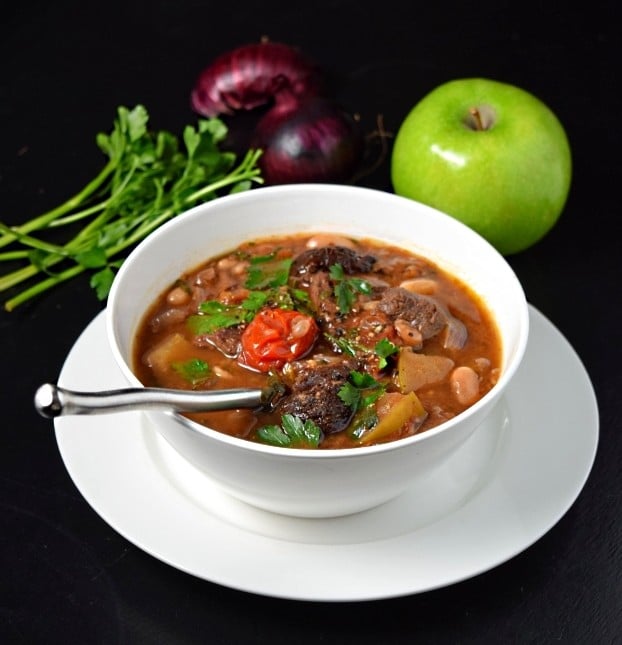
391, 78, 572, 255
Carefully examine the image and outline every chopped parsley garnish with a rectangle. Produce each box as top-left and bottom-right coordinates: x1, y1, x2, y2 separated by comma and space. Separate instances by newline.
245, 253, 293, 289
329, 263, 373, 313
241, 290, 270, 311
375, 338, 398, 369
186, 299, 257, 334
324, 332, 365, 357
256, 414, 322, 448
347, 406, 379, 440
325, 333, 398, 370
338, 371, 386, 412
171, 358, 211, 386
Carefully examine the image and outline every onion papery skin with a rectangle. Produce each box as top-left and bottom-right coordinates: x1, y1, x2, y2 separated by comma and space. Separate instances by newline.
253, 97, 364, 185
191, 41, 324, 117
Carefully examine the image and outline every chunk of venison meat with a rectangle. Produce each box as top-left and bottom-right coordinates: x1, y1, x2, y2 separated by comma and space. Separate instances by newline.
193, 326, 242, 358
278, 360, 355, 434
307, 271, 339, 323
291, 246, 376, 276
377, 287, 447, 340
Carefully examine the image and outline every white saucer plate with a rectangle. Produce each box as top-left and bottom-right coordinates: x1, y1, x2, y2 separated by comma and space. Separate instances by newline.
54, 305, 598, 602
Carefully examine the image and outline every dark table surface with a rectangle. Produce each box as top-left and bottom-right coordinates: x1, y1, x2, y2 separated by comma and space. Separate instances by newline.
1, 1, 620, 643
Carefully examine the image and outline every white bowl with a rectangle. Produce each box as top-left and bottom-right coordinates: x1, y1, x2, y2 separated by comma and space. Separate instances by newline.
107, 184, 529, 518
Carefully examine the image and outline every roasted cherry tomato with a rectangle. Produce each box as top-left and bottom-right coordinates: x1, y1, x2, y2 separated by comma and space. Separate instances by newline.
241, 308, 319, 372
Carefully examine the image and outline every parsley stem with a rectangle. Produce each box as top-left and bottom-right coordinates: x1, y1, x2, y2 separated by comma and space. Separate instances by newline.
0, 163, 142, 293
48, 200, 107, 228
0, 223, 69, 256
0, 250, 29, 261
0, 212, 107, 292
184, 149, 263, 203
0, 158, 116, 249
50, 158, 140, 229
0, 265, 38, 292
4, 263, 85, 311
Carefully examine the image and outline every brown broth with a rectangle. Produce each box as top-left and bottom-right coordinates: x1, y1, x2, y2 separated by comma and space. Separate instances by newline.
133, 234, 502, 449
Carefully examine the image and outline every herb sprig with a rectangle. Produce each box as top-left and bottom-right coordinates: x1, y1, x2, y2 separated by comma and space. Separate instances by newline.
187, 293, 268, 334
0, 105, 263, 311
329, 263, 372, 313
326, 333, 398, 370
375, 337, 399, 369
338, 371, 386, 412
172, 358, 212, 387
245, 252, 293, 289
256, 414, 322, 448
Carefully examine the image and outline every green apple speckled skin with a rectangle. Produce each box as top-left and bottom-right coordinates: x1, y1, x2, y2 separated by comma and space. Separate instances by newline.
391, 78, 572, 255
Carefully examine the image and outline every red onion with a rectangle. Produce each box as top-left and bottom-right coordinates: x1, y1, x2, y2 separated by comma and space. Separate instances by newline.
191, 41, 323, 117
251, 89, 364, 184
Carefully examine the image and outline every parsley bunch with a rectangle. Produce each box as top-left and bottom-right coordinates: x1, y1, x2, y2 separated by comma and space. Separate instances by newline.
0, 105, 263, 311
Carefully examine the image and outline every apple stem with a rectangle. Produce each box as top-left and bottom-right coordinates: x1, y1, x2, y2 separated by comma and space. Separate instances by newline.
466, 105, 497, 131
469, 107, 485, 131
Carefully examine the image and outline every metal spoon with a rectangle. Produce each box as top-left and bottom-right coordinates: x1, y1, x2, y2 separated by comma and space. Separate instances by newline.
34, 382, 279, 419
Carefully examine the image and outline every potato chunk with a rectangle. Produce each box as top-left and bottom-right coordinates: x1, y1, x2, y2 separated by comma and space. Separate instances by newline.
397, 349, 455, 393
359, 392, 427, 444
144, 333, 200, 387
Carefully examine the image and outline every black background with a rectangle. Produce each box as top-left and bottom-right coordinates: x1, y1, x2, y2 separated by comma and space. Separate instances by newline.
1, 1, 620, 643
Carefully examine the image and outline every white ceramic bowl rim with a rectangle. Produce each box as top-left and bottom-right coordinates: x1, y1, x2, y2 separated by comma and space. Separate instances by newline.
107, 184, 530, 459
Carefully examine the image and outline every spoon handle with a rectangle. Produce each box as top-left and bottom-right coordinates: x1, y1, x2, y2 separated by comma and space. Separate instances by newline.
34, 383, 265, 419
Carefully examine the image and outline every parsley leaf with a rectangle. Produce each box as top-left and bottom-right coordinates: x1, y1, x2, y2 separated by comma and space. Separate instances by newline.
347, 406, 379, 440
256, 414, 322, 448
90, 267, 116, 300
242, 290, 269, 311
338, 371, 387, 412
324, 332, 366, 357
329, 263, 373, 313
187, 299, 255, 334
245, 254, 293, 289
375, 338, 399, 369
324, 333, 397, 371
73, 246, 108, 269
172, 358, 212, 387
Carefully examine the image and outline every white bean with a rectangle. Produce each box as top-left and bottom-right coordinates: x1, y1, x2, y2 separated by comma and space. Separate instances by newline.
150, 307, 187, 331
450, 366, 480, 406
217, 257, 237, 270
290, 315, 312, 338
213, 366, 233, 379
194, 267, 216, 285
474, 357, 491, 372
231, 261, 249, 276
166, 286, 191, 306
394, 319, 423, 348
399, 278, 438, 295
305, 234, 356, 249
